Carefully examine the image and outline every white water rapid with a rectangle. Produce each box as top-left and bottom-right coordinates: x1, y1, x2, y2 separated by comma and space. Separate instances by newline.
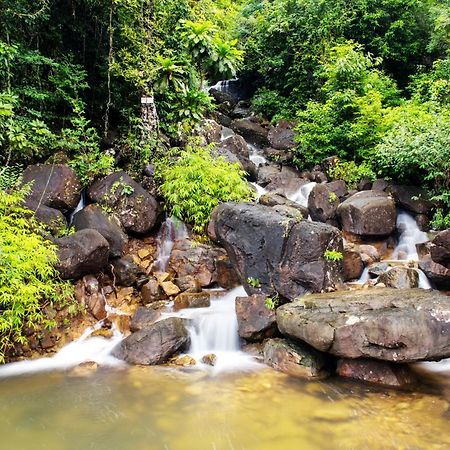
248, 143, 268, 167
68, 190, 86, 226
0, 323, 124, 378
167, 286, 261, 373
152, 217, 188, 272
392, 211, 429, 261
287, 182, 317, 208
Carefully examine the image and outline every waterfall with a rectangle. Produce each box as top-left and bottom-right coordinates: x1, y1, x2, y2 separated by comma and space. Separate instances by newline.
287, 182, 317, 208
356, 267, 370, 285
220, 127, 235, 141
166, 287, 260, 373
152, 217, 188, 272
392, 211, 429, 261
250, 182, 268, 200
248, 143, 268, 167
68, 190, 86, 226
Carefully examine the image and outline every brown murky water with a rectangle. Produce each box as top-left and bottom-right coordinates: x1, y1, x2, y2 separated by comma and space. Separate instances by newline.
0, 367, 449, 450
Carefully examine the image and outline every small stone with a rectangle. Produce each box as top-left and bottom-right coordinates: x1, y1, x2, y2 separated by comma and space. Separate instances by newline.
174, 292, 211, 311
116, 287, 134, 302
172, 355, 197, 366
91, 329, 114, 338
161, 281, 181, 297
201, 354, 217, 366
137, 248, 151, 259
154, 271, 170, 284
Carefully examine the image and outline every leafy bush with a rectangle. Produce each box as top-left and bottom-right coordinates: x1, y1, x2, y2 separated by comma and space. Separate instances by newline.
328, 160, 376, 189
430, 209, 450, 231
160, 142, 254, 232
0, 186, 73, 362
374, 103, 450, 205
251, 88, 293, 121
293, 42, 399, 166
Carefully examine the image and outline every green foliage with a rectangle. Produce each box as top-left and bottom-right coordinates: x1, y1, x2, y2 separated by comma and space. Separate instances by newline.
247, 277, 261, 288
293, 42, 399, 166
374, 102, 450, 205
160, 141, 254, 232
323, 249, 344, 262
250, 88, 293, 121
265, 295, 279, 311
431, 209, 450, 231
68, 150, 115, 187
328, 160, 376, 189
0, 186, 73, 362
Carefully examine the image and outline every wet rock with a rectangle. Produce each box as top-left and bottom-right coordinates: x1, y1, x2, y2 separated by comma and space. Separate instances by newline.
111, 256, 146, 287
265, 174, 308, 198
172, 355, 196, 366
113, 317, 190, 365
75, 275, 107, 320
431, 229, 450, 269
160, 281, 180, 297
372, 179, 389, 191
263, 338, 329, 379
230, 117, 269, 147
213, 203, 343, 299
419, 260, 450, 289
367, 262, 390, 277
55, 229, 110, 279
169, 239, 226, 288
416, 214, 431, 232
259, 192, 308, 219
343, 250, 364, 281
387, 185, 433, 215
313, 171, 328, 184
337, 191, 396, 236
22, 164, 81, 212
174, 275, 202, 293
218, 134, 249, 159
267, 120, 296, 150
88, 171, 159, 234
357, 178, 373, 191
25, 201, 67, 235
277, 288, 450, 362
327, 180, 347, 199
231, 101, 251, 119
209, 89, 237, 113
73, 204, 128, 258
235, 295, 277, 341
215, 258, 241, 290
263, 147, 293, 164
308, 184, 339, 223
130, 307, 161, 332
174, 292, 211, 311
197, 119, 221, 144
358, 244, 381, 265
141, 278, 164, 303
336, 358, 417, 387
377, 267, 419, 289
201, 353, 217, 366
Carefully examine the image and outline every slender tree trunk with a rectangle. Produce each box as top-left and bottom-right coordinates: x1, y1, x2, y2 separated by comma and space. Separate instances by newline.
140, 94, 159, 143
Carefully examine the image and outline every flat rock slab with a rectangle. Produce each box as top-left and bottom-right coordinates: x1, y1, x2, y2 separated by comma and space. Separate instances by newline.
277, 288, 450, 362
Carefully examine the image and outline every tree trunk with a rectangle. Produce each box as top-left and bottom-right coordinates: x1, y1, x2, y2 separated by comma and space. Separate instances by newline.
140, 94, 159, 143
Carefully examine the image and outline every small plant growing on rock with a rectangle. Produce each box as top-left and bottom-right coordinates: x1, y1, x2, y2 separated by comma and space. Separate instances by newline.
324, 249, 344, 262
328, 192, 338, 203
265, 295, 279, 310
247, 277, 261, 288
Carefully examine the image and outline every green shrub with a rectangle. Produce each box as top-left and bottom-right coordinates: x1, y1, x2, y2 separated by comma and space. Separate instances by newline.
324, 249, 344, 262
160, 142, 254, 232
430, 209, 450, 231
328, 160, 376, 189
0, 186, 73, 362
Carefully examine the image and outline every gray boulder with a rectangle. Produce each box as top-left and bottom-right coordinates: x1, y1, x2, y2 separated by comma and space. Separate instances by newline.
55, 229, 110, 279
22, 164, 81, 212
308, 183, 339, 223
267, 120, 296, 150
73, 204, 128, 258
386, 185, 433, 214
277, 288, 450, 362
377, 266, 419, 289
431, 229, 450, 269
337, 191, 396, 236
113, 317, 189, 365
263, 338, 329, 379
213, 203, 343, 299
230, 118, 269, 147
88, 171, 159, 234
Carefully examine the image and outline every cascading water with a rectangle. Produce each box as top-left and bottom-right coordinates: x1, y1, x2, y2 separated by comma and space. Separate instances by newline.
287, 182, 317, 208
250, 182, 268, 200
167, 286, 260, 373
392, 211, 429, 260
220, 126, 235, 141
68, 190, 86, 226
152, 217, 188, 272
248, 143, 268, 167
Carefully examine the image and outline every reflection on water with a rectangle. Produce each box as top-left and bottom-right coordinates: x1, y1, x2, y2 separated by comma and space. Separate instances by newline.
0, 367, 449, 450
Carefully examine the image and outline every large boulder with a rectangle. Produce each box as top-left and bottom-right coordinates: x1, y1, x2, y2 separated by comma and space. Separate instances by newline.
22, 164, 81, 212
111, 256, 147, 287
277, 288, 450, 362
377, 266, 419, 289
230, 118, 269, 147
263, 338, 329, 379
431, 229, 450, 269
130, 307, 161, 332
113, 317, 189, 365
267, 120, 296, 150
235, 295, 277, 341
88, 171, 159, 234
25, 200, 67, 235
419, 260, 450, 290
386, 185, 433, 214
259, 192, 308, 219
216, 135, 255, 177
308, 183, 339, 223
55, 229, 110, 279
337, 191, 396, 236
73, 204, 128, 258
213, 203, 343, 299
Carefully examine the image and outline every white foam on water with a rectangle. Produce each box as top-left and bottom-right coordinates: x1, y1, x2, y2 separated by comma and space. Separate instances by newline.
287, 182, 317, 208
248, 143, 268, 167
250, 182, 268, 200
392, 211, 429, 261
165, 286, 261, 374
220, 127, 235, 141
0, 325, 124, 378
